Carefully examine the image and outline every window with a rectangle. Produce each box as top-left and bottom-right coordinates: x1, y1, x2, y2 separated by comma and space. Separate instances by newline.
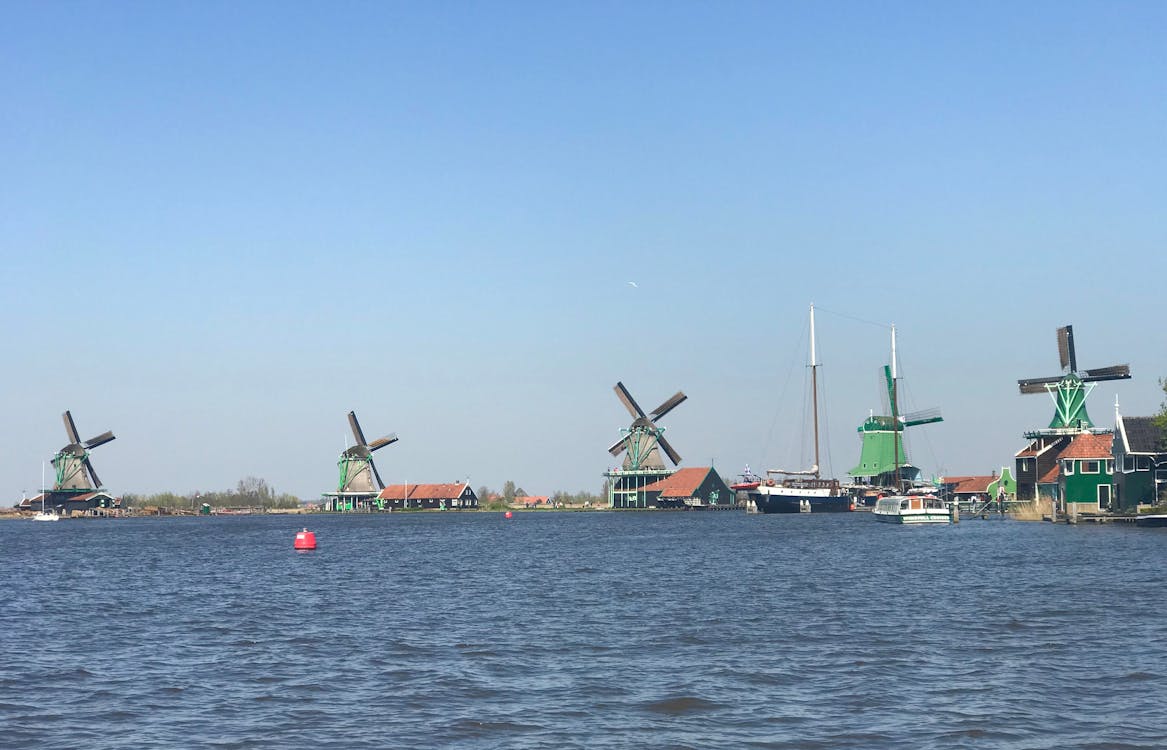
1020, 459, 1030, 472
1082, 460, 1100, 474
1106, 459, 1114, 474
1063, 460, 1075, 475
1124, 455, 1135, 472
1138, 457, 1151, 471
1156, 469, 1167, 482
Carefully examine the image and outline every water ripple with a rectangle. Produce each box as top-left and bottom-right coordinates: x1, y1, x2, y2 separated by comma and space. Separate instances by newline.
3, 513, 1167, 748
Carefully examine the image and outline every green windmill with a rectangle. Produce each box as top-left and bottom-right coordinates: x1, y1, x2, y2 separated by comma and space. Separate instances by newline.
1017, 325, 1130, 430
849, 325, 943, 490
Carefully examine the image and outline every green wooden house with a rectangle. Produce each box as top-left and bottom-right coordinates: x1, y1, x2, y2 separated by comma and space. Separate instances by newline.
1057, 432, 1114, 513
1113, 413, 1167, 511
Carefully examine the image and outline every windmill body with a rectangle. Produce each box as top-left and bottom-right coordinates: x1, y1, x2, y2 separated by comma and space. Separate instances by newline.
604, 382, 687, 508
848, 326, 943, 496
324, 411, 398, 511
1013, 325, 1130, 504
1018, 325, 1130, 433
18, 411, 120, 516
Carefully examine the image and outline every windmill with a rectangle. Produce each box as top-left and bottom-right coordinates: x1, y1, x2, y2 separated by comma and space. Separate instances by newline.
52, 410, 116, 491
850, 325, 943, 489
337, 411, 398, 493
1017, 325, 1130, 430
608, 381, 686, 470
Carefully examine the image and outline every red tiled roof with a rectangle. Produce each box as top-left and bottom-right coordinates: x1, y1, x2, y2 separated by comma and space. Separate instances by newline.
641, 467, 712, 498
515, 496, 548, 504
378, 483, 469, 501
1015, 446, 1039, 458
948, 476, 996, 494
1060, 433, 1113, 460
1038, 465, 1060, 484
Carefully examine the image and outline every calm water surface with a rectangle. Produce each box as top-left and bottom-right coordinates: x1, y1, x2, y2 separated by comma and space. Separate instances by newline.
3, 512, 1165, 749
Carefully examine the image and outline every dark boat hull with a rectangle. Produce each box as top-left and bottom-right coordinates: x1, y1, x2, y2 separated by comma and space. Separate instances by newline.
1135, 514, 1167, 528
752, 493, 851, 514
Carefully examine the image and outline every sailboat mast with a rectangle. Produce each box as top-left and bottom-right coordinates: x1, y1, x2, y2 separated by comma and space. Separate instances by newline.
810, 304, 820, 479
891, 324, 901, 490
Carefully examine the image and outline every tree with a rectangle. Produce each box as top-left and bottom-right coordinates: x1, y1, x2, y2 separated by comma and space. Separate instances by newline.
236, 476, 273, 503
502, 480, 516, 503
1156, 378, 1167, 451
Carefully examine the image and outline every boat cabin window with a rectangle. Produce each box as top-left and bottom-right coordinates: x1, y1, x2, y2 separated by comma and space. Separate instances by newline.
899, 499, 909, 510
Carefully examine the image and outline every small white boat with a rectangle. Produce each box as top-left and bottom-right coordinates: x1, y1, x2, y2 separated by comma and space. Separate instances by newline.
32, 509, 60, 522
872, 494, 952, 524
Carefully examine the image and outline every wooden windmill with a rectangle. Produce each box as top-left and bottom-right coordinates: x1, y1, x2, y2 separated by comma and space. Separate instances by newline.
53, 410, 116, 491
1017, 325, 1130, 430
608, 381, 687, 470
337, 411, 398, 493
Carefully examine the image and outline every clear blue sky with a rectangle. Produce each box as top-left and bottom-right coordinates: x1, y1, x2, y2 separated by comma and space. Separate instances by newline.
3, 1, 1164, 500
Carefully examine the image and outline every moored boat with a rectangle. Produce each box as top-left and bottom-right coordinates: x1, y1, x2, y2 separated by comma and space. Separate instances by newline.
753, 477, 851, 513
753, 305, 852, 515
872, 493, 951, 524
1135, 514, 1167, 528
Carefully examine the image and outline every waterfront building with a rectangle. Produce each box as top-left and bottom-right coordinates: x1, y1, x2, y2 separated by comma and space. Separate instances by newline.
1056, 433, 1115, 513
1112, 411, 1167, 511
378, 482, 478, 510
621, 466, 734, 509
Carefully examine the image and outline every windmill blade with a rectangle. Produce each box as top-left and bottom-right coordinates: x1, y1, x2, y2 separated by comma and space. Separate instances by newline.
62, 411, 81, 445
650, 391, 687, 421
347, 411, 369, 447
658, 433, 682, 466
84, 431, 115, 449
368, 434, 398, 451
608, 436, 628, 456
370, 458, 385, 490
1083, 364, 1130, 381
344, 444, 371, 458
83, 457, 102, 489
1018, 375, 1063, 391
1057, 325, 1076, 373
613, 382, 646, 419
901, 407, 943, 427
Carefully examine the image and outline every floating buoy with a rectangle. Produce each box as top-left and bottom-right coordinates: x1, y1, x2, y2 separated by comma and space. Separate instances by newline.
294, 528, 317, 550
504, 511, 513, 519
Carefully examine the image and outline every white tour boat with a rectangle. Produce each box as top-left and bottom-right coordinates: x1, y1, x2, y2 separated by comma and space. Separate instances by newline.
873, 493, 951, 524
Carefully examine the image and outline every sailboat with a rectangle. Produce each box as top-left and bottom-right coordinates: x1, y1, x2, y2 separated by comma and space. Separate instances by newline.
869, 324, 952, 525
32, 464, 60, 521
752, 304, 851, 514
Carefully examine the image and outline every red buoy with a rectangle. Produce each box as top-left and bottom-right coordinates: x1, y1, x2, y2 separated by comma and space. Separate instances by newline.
294, 528, 317, 550
504, 511, 513, 519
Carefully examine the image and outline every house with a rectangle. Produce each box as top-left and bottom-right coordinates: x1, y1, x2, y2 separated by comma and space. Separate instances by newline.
1113, 413, 1167, 511
378, 482, 478, 510
636, 467, 734, 509
1015, 435, 1074, 502
939, 475, 996, 506
1057, 432, 1114, 513
18, 490, 121, 516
